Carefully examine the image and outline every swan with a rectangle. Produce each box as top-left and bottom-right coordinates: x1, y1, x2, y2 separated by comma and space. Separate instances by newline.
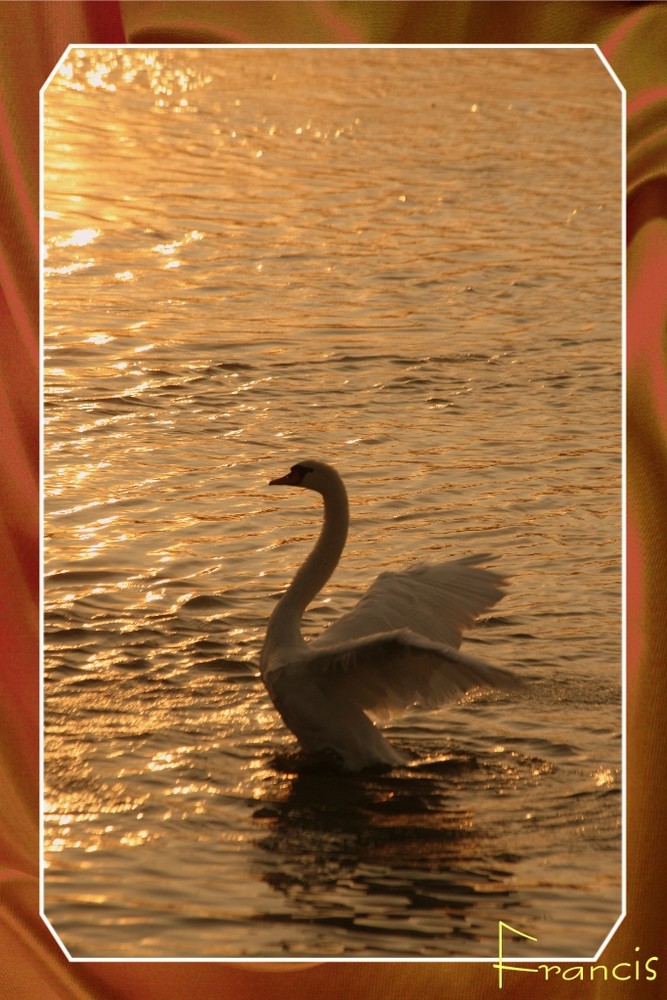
260, 460, 519, 770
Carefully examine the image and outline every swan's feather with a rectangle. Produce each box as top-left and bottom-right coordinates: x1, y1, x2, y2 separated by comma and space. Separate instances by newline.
297, 628, 520, 723
310, 554, 505, 653
264, 630, 520, 769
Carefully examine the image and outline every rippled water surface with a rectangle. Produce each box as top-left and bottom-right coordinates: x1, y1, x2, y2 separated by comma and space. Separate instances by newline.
43, 46, 622, 960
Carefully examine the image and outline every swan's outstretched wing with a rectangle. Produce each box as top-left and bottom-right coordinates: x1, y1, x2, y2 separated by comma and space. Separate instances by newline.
311, 554, 506, 652
303, 628, 520, 724
264, 630, 521, 768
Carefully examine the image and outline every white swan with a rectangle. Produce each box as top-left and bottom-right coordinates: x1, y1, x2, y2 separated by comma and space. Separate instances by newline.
260, 460, 519, 770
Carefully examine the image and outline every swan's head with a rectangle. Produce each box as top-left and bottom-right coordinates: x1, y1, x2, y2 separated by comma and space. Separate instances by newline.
268, 460, 341, 495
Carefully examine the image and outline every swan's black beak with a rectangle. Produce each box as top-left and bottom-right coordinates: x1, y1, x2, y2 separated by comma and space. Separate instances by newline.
269, 464, 311, 487
269, 471, 297, 486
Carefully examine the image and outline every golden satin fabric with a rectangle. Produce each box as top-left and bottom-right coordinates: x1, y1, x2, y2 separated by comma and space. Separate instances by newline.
1, 2, 665, 997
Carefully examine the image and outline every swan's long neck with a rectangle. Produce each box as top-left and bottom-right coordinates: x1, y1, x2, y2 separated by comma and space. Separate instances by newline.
263, 475, 349, 666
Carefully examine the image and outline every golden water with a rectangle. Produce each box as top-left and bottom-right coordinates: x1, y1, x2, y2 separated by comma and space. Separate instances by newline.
43, 46, 622, 959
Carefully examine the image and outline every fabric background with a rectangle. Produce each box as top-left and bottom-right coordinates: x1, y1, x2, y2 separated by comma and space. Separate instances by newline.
1, 2, 665, 997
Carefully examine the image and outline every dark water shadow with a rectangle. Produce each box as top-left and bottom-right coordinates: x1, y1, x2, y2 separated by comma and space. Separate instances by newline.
245, 748, 519, 955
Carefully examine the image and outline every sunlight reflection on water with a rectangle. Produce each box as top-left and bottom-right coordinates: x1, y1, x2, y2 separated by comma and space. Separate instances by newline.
43, 45, 622, 960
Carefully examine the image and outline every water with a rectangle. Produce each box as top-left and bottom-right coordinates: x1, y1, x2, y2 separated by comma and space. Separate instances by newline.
42, 46, 622, 960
